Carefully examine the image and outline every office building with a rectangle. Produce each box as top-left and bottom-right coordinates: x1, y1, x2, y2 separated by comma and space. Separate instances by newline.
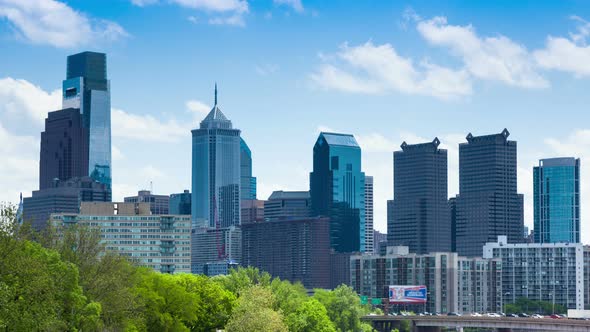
169, 190, 191, 215
534, 157, 581, 243
191, 85, 241, 228
39, 108, 88, 190
389, 138, 451, 254
484, 236, 584, 310
23, 177, 110, 230
241, 199, 264, 224
455, 129, 524, 257
374, 230, 387, 254
365, 176, 374, 254
62, 51, 112, 190
386, 200, 394, 245
51, 202, 191, 274
263, 190, 311, 220
350, 246, 502, 314
242, 217, 331, 289
310, 132, 366, 253
191, 226, 241, 275
124, 190, 170, 215
240, 138, 257, 200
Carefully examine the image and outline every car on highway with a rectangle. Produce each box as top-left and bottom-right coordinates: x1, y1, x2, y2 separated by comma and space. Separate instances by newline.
549, 314, 563, 319
447, 312, 462, 316
470, 313, 482, 317
486, 313, 501, 318
531, 314, 544, 319
507, 314, 519, 318
518, 313, 530, 318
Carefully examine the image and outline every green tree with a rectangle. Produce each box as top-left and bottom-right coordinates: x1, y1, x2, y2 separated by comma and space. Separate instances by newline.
214, 266, 272, 295
313, 285, 372, 332
225, 285, 287, 332
286, 298, 336, 332
270, 277, 308, 317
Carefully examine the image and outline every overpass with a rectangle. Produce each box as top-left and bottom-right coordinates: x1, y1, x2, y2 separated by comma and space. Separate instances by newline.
362, 315, 590, 332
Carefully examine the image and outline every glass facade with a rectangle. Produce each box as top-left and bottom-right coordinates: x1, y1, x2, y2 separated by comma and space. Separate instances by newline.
191, 92, 241, 229
534, 157, 580, 243
240, 138, 257, 200
62, 52, 111, 191
310, 132, 365, 253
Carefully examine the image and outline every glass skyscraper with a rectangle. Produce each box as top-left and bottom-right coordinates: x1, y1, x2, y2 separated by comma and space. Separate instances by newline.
191, 86, 241, 229
455, 129, 524, 257
310, 132, 366, 253
62, 51, 111, 190
389, 138, 451, 254
240, 138, 257, 200
534, 157, 581, 243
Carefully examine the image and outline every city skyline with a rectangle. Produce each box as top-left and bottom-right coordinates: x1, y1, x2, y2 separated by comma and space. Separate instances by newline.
4, 1, 590, 242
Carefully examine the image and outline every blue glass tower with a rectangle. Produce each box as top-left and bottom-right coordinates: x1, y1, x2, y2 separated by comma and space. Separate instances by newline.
310, 132, 366, 253
240, 138, 257, 200
534, 157, 580, 243
62, 51, 111, 190
191, 85, 241, 228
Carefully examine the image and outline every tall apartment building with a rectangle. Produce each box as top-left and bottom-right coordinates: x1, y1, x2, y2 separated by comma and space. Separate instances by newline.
534, 157, 581, 243
241, 217, 331, 289
350, 247, 502, 314
455, 129, 524, 257
365, 176, 374, 254
483, 236, 584, 310
124, 190, 170, 215
23, 177, 110, 230
310, 132, 366, 253
263, 190, 311, 220
51, 202, 191, 274
389, 138, 451, 254
191, 226, 241, 275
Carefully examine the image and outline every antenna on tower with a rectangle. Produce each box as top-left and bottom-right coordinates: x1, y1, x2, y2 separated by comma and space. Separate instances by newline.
214, 82, 218, 106
150, 181, 153, 194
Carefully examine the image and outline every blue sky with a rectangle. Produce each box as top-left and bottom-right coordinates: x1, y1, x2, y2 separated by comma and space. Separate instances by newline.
2, 0, 590, 240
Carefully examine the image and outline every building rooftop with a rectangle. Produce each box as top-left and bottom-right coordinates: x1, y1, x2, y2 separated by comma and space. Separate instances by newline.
318, 132, 359, 148
267, 190, 310, 200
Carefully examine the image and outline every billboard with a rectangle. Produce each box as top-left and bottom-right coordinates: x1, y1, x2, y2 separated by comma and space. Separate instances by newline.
388, 285, 427, 304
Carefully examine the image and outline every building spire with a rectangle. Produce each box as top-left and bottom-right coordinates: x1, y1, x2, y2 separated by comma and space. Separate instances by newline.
214, 82, 218, 106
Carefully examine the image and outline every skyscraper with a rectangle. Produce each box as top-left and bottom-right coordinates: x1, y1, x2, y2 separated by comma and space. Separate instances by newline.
310, 132, 365, 253
240, 138, 257, 200
533, 157, 581, 243
170, 190, 191, 215
364, 175, 374, 253
62, 51, 111, 190
191, 85, 241, 228
264, 191, 311, 221
455, 129, 524, 257
39, 108, 88, 189
389, 138, 451, 254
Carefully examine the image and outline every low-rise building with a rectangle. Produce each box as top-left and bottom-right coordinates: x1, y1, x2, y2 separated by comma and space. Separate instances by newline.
51, 202, 191, 274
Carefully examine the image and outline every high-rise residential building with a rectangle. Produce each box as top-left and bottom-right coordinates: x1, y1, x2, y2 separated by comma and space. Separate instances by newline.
124, 190, 170, 215
365, 176, 374, 254
191, 85, 241, 228
62, 51, 111, 190
241, 199, 264, 224
534, 157, 581, 243
23, 177, 110, 230
263, 191, 311, 220
455, 129, 524, 257
389, 138, 451, 254
350, 246, 502, 314
240, 138, 257, 200
39, 108, 88, 190
191, 226, 241, 275
169, 190, 191, 215
310, 132, 366, 253
242, 217, 331, 289
484, 236, 584, 310
51, 202, 191, 274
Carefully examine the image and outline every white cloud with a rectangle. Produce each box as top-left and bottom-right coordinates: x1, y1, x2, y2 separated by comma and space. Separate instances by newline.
208, 14, 245, 27
310, 41, 472, 100
0, 122, 38, 204
0, 0, 128, 48
187, 15, 198, 24
112, 108, 190, 143
0, 77, 60, 125
132, 0, 248, 26
416, 16, 548, 88
186, 99, 210, 116
534, 16, 590, 77
273, 0, 304, 13
356, 133, 397, 153
112, 145, 124, 161
255, 64, 279, 76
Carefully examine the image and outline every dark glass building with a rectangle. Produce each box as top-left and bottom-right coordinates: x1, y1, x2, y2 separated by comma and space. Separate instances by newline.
455, 129, 524, 257
534, 157, 580, 243
22, 177, 110, 230
264, 190, 311, 221
240, 138, 257, 200
62, 51, 111, 190
241, 217, 331, 289
169, 190, 191, 215
389, 138, 451, 254
39, 108, 88, 190
191, 86, 241, 228
310, 132, 366, 253
124, 190, 170, 215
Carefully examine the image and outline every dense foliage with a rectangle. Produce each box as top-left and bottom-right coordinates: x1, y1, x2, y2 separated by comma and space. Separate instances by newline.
0, 205, 374, 331
504, 297, 567, 315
